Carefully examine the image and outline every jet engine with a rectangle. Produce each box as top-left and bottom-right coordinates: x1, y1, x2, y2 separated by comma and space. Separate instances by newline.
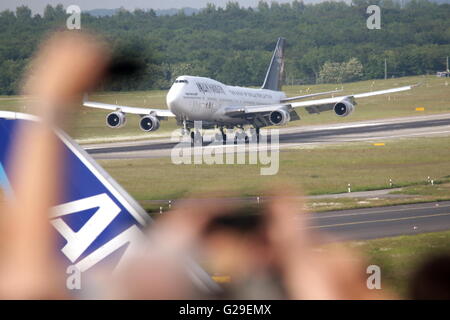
139, 115, 160, 132
269, 109, 291, 126
106, 111, 126, 128
333, 100, 355, 117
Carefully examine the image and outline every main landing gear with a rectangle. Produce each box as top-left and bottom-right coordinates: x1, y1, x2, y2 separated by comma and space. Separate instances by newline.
182, 122, 261, 147
216, 127, 227, 145
231, 127, 261, 145
181, 119, 203, 146
190, 129, 203, 146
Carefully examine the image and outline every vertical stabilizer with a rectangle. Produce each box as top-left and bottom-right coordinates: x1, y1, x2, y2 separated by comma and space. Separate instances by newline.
261, 37, 286, 91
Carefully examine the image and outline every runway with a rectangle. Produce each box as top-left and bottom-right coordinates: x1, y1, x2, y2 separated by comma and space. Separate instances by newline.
84, 113, 450, 159
143, 198, 450, 241
308, 201, 450, 241
81, 114, 450, 240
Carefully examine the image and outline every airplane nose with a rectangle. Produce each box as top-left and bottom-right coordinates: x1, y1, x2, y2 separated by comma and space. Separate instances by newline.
166, 87, 182, 114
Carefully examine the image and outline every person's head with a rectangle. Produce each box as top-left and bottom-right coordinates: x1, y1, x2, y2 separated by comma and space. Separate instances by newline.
409, 253, 450, 300
202, 205, 272, 280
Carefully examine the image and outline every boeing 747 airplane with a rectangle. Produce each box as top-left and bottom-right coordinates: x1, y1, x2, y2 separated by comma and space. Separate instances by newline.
83, 38, 414, 143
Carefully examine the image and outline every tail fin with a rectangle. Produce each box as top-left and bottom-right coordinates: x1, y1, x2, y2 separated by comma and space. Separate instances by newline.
261, 37, 286, 91
0, 111, 219, 294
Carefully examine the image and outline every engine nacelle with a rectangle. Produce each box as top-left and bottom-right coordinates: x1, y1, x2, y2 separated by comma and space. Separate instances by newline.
269, 109, 291, 126
106, 111, 126, 128
140, 115, 160, 132
333, 100, 355, 117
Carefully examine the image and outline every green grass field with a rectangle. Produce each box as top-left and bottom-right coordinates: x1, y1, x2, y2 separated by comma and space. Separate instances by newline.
304, 181, 450, 212
0, 75, 449, 143
97, 136, 450, 206
343, 230, 450, 297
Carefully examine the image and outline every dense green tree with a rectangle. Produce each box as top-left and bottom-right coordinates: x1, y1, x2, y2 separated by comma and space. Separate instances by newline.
0, 0, 448, 94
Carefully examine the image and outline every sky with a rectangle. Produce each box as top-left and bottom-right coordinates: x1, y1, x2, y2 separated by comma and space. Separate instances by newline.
0, 0, 302, 14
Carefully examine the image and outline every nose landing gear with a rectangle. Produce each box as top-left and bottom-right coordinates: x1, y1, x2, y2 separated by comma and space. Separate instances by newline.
190, 129, 203, 146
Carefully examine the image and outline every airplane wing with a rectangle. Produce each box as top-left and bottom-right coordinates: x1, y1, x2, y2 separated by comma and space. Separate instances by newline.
292, 84, 414, 113
225, 85, 414, 117
83, 97, 175, 118
280, 89, 342, 102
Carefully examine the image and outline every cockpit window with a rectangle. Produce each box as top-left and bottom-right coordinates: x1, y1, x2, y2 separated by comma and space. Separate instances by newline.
174, 79, 188, 84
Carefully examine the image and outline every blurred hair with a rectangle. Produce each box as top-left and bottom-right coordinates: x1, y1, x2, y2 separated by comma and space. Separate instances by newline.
409, 254, 450, 300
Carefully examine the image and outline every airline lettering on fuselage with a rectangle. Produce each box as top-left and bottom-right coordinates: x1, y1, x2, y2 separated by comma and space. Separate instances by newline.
195, 82, 225, 95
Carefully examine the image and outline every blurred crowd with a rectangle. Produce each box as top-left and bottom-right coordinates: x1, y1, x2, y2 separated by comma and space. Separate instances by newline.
0, 31, 448, 300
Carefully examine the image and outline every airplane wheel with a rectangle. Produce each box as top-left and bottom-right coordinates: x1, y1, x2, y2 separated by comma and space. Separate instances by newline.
190, 131, 195, 147
234, 133, 244, 145
214, 133, 222, 144
191, 131, 203, 146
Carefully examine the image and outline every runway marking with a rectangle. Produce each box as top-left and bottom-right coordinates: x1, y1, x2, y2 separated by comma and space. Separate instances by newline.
311, 203, 450, 220
310, 212, 450, 229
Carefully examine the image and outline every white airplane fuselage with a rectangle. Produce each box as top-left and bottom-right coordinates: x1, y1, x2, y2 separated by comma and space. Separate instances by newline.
166, 75, 286, 125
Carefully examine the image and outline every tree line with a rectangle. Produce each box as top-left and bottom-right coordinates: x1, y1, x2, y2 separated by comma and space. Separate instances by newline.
0, 0, 449, 94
